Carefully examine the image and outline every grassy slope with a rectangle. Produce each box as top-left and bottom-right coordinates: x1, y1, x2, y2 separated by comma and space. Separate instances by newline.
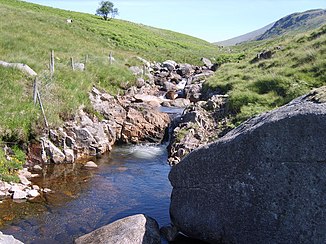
0, 0, 220, 67
0, 0, 222, 140
257, 9, 326, 41
205, 24, 326, 125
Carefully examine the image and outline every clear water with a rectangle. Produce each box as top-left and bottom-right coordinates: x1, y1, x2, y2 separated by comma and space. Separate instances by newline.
0, 144, 172, 243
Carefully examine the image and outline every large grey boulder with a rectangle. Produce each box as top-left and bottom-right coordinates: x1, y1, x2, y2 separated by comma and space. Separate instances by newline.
75, 214, 160, 244
169, 88, 326, 243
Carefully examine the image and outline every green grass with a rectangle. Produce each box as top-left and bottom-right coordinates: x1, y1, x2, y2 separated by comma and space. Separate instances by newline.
0, 0, 221, 66
205, 24, 326, 125
0, 145, 24, 183
0, 0, 226, 142
0, 67, 38, 142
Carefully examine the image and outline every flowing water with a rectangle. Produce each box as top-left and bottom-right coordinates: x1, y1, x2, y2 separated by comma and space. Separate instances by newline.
0, 144, 172, 243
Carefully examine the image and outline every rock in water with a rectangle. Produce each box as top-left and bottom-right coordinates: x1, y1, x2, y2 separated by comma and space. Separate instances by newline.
169, 89, 326, 243
12, 190, 27, 200
75, 214, 160, 244
84, 161, 98, 168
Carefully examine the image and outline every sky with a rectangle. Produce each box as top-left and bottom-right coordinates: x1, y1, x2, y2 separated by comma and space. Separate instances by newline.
24, 0, 326, 42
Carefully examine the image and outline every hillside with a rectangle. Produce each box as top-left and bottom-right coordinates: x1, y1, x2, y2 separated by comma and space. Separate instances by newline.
206, 24, 326, 124
1, 0, 220, 68
216, 9, 326, 46
0, 0, 224, 140
258, 9, 326, 40
215, 22, 274, 46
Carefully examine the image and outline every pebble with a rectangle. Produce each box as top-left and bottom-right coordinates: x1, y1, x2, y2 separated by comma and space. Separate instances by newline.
84, 161, 98, 168
43, 188, 52, 193
32, 185, 40, 190
12, 190, 27, 200
27, 190, 40, 198
18, 175, 31, 186
33, 165, 43, 172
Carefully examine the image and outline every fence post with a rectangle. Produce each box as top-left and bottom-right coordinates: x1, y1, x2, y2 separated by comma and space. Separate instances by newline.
109, 51, 113, 65
71, 57, 74, 71
33, 77, 38, 105
50, 50, 55, 77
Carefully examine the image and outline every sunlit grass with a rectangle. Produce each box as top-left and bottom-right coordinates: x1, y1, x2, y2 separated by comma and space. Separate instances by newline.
205, 24, 326, 125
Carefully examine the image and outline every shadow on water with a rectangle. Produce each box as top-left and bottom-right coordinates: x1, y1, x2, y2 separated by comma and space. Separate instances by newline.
0, 144, 173, 243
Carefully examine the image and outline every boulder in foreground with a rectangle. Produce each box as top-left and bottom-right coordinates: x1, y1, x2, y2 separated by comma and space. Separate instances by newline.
169, 87, 326, 243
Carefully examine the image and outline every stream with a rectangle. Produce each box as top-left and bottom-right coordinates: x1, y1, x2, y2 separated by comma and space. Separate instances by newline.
0, 144, 172, 243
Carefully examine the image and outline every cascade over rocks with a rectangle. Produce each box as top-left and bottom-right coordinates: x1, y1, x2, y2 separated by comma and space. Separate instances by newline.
169, 87, 326, 243
39, 87, 170, 164
35, 58, 219, 164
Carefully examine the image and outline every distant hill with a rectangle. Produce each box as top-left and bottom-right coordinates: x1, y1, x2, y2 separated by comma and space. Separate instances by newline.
257, 9, 326, 40
215, 22, 274, 46
215, 9, 326, 46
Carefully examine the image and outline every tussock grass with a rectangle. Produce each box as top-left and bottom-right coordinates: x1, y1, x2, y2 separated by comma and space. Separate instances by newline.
206, 24, 326, 125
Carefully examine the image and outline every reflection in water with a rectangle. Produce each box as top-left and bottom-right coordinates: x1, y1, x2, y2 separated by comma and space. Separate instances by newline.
0, 144, 172, 243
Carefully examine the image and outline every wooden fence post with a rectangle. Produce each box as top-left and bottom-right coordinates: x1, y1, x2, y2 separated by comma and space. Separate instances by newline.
109, 51, 113, 65
71, 57, 74, 71
50, 50, 55, 77
33, 77, 38, 105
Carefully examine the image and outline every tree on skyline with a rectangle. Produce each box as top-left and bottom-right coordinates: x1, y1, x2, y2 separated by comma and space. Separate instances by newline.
96, 1, 118, 21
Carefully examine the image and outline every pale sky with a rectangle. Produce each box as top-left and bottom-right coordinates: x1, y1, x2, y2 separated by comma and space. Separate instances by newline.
24, 0, 326, 42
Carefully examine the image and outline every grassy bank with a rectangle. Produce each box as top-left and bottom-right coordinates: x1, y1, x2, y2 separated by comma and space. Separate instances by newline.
0, 0, 224, 141
205, 24, 326, 125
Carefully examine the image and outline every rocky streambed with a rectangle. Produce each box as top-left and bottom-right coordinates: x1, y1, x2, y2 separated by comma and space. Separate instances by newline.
0, 58, 226, 243
2, 57, 326, 243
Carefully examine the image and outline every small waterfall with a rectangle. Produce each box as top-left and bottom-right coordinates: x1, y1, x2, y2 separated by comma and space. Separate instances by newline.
113, 144, 166, 160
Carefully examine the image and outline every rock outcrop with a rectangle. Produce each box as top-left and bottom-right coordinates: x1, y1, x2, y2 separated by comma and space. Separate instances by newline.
36, 57, 219, 165
168, 94, 230, 165
169, 88, 326, 243
38, 87, 170, 164
75, 214, 160, 244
